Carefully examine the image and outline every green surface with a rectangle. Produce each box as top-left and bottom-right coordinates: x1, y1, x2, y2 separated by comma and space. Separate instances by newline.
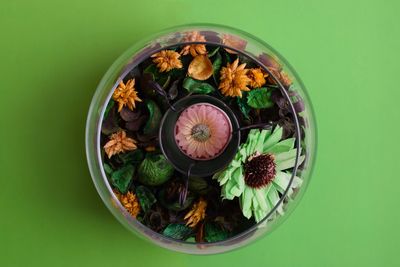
1, 0, 399, 266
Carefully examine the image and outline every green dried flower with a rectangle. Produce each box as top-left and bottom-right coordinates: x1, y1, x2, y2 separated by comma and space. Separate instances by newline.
213, 126, 304, 222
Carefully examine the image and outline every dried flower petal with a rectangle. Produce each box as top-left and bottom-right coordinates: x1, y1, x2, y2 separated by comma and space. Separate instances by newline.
114, 191, 141, 218
184, 197, 207, 228
218, 58, 251, 97
188, 55, 213, 81
151, 50, 183, 72
103, 130, 137, 158
113, 79, 142, 112
180, 31, 207, 57
247, 68, 268, 88
222, 34, 247, 54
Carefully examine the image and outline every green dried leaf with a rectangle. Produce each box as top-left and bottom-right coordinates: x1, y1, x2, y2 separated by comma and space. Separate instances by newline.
162, 224, 193, 240
236, 94, 251, 120
182, 77, 215, 94
212, 52, 222, 83
246, 87, 274, 109
110, 164, 134, 194
143, 100, 161, 136
137, 154, 174, 186
159, 190, 195, 211
136, 185, 156, 213
103, 163, 113, 176
143, 64, 159, 80
204, 223, 229, 242
118, 149, 144, 165
208, 46, 220, 57
188, 176, 209, 194
104, 100, 114, 119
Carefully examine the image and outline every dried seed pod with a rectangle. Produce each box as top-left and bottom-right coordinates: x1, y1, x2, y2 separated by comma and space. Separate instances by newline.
188, 55, 213, 81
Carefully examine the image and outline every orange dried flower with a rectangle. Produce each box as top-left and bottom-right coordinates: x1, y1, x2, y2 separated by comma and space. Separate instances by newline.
184, 197, 207, 228
180, 31, 207, 57
222, 34, 247, 54
279, 71, 292, 87
151, 50, 183, 72
103, 130, 137, 158
115, 191, 141, 218
247, 68, 268, 88
267, 68, 292, 87
113, 79, 142, 112
219, 58, 251, 97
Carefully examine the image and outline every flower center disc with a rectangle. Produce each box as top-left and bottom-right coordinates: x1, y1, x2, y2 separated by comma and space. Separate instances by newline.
174, 103, 232, 160
244, 153, 276, 188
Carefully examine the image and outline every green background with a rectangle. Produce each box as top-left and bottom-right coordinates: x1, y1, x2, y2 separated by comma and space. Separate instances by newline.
1, 0, 399, 266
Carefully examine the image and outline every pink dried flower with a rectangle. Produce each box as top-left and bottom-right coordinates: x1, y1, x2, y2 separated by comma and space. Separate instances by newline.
175, 103, 232, 160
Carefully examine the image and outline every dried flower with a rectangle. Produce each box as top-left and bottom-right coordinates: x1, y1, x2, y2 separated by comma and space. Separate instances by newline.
188, 55, 213, 81
151, 50, 183, 72
175, 103, 231, 159
247, 68, 268, 88
213, 126, 305, 222
222, 34, 247, 54
180, 31, 207, 57
267, 68, 292, 88
113, 79, 142, 112
104, 130, 137, 158
219, 58, 251, 97
279, 71, 292, 87
184, 197, 207, 228
115, 191, 141, 218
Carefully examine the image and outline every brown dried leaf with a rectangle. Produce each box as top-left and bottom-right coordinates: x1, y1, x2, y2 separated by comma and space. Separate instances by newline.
188, 55, 213, 81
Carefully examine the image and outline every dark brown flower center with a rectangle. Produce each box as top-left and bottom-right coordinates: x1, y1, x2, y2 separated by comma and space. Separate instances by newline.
191, 124, 211, 142
244, 153, 276, 188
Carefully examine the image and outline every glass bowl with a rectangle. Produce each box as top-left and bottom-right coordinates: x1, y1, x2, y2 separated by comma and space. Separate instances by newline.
85, 23, 316, 254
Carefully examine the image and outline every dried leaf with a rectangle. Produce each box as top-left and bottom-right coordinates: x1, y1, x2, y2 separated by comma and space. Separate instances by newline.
204, 222, 229, 242
212, 52, 222, 83
160, 192, 195, 211
162, 224, 193, 240
188, 176, 209, 195
236, 94, 251, 120
125, 116, 147, 132
143, 100, 162, 136
136, 185, 157, 213
101, 106, 119, 135
207, 46, 220, 57
182, 77, 215, 94
104, 99, 115, 119
168, 79, 180, 100
246, 87, 274, 109
118, 149, 144, 165
103, 163, 113, 175
110, 164, 135, 194
120, 107, 141, 122
188, 55, 213, 81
